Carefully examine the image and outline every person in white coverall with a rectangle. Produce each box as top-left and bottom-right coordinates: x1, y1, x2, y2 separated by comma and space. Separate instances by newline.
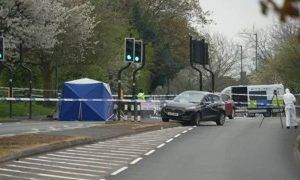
283, 89, 298, 129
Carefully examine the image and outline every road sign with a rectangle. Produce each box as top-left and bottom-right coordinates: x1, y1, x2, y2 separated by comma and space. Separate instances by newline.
125, 38, 135, 62
0, 36, 4, 62
134, 40, 143, 63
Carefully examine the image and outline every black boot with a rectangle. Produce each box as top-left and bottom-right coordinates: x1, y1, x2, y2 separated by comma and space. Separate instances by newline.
287, 126, 290, 129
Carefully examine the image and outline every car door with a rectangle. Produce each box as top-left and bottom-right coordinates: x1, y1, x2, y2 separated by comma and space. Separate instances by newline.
201, 95, 214, 121
211, 95, 223, 120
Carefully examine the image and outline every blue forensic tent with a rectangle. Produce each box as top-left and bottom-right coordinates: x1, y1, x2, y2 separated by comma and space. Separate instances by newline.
59, 78, 113, 121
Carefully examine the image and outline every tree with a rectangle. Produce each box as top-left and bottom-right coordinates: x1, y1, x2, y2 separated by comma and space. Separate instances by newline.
0, 0, 95, 96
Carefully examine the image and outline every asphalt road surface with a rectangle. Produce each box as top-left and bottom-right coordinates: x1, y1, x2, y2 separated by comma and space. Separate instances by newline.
0, 121, 104, 137
109, 117, 300, 180
0, 126, 191, 180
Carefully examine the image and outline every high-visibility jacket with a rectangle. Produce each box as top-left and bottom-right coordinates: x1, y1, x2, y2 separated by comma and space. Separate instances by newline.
137, 92, 145, 100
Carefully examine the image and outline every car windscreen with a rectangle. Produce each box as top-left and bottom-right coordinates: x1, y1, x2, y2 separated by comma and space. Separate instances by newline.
173, 92, 205, 103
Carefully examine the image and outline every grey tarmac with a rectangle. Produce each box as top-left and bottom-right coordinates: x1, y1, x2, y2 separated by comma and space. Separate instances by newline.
109, 117, 300, 180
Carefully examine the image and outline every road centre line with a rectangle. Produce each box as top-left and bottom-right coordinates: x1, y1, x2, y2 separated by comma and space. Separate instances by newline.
144, 150, 155, 156
111, 167, 128, 176
14, 160, 105, 173
38, 156, 120, 166
75, 147, 141, 155
174, 134, 181, 138
25, 158, 112, 170
157, 143, 165, 149
56, 151, 131, 160
65, 149, 138, 158
188, 127, 193, 131
0, 173, 37, 180
182, 130, 188, 134
166, 138, 174, 143
130, 157, 143, 165
47, 154, 126, 164
5, 164, 98, 177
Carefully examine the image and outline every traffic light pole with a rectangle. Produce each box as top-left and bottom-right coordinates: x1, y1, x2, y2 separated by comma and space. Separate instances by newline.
203, 66, 215, 92
189, 36, 203, 91
132, 43, 146, 121
202, 44, 215, 92
117, 63, 131, 121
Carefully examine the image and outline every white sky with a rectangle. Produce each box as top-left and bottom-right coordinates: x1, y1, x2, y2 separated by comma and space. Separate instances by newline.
199, 0, 280, 41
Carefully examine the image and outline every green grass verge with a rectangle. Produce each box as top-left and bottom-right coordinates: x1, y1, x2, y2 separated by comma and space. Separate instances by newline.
0, 102, 55, 119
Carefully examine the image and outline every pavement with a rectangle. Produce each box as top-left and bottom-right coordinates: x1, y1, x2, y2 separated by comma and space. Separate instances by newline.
109, 117, 300, 180
0, 121, 104, 137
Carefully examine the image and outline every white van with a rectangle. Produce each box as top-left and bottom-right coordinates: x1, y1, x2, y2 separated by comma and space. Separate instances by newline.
221, 84, 284, 117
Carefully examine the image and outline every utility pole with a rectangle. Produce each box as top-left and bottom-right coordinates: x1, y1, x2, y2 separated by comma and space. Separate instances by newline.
254, 33, 258, 71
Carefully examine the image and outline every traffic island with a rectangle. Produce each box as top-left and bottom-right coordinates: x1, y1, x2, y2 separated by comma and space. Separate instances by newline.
0, 121, 181, 164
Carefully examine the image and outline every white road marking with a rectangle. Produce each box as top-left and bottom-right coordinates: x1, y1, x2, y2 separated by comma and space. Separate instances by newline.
14, 160, 105, 173
144, 150, 155, 156
65, 149, 138, 157
84, 145, 147, 152
166, 138, 174, 143
129, 157, 143, 165
182, 130, 188, 134
174, 134, 181, 138
157, 143, 165, 149
110, 167, 128, 176
0, 168, 83, 180
0, 134, 15, 137
193, 126, 197, 128
56, 151, 131, 160
90, 144, 149, 150
38, 173, 86, 180
47, 154, 126, 164
188, 127, 193, 131
25, 158, 112, 169
5, 164, 98, 177
75, 147, 140, 155
38, 156, 120, 166
0, 173, 37, 180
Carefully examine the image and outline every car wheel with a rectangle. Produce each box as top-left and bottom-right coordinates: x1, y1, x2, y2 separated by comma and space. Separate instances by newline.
162, 117, 170, 122
193, 113, 201, 126
228, 109, 235, 119
216, 112, 225, 126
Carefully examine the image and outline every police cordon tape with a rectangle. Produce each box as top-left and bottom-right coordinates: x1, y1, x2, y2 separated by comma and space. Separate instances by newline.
1, 97, 300, 108
0, 97, 162, 103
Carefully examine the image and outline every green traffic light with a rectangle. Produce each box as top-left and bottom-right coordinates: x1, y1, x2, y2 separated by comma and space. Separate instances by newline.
135, 57, 140, 61
0, 53, 2, 59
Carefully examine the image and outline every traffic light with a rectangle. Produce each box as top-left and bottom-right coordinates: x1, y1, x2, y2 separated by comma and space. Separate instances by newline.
192, 39, 209, 65
134, 40, 143, 63
0, 36, 4, 62
125, 38, 135, 62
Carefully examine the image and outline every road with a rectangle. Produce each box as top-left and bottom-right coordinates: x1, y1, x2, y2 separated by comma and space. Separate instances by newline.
109, 117, 300, 180
0, 121, 104, 137
0, 126, 192, 180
